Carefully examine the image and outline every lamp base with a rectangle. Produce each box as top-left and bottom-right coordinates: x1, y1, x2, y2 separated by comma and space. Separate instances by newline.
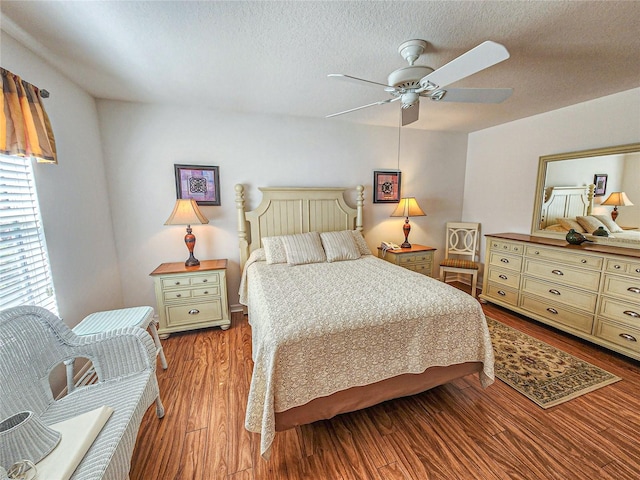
185, 253, 200, 267
184, 225, 200, 266
401, 218, 412, 249
400, 241, 412, 249
611, 206, 619, 221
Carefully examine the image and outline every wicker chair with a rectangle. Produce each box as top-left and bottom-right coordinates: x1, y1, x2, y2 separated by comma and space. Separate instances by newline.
0, 305, 164, 479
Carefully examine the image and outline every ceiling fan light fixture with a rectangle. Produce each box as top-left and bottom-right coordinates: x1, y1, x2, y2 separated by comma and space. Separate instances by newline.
401, 91, 419, 107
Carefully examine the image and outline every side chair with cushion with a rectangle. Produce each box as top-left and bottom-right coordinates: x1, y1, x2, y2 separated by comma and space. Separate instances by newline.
0, 305, 164, 479
439, 222, 481, 297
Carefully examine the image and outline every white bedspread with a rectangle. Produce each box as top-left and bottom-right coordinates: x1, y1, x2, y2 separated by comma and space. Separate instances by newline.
240, 252, 494, 458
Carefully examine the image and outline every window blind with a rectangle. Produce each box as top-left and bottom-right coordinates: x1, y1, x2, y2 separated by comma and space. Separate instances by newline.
0, 155, 58, 314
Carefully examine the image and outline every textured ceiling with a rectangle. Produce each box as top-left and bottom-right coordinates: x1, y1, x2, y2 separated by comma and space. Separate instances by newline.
2, 1, 639, 132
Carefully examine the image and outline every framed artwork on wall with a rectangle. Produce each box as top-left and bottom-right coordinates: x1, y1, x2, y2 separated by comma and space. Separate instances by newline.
174, 164, 221, 206
593, 173, 608, 197
373, 170, 401, 203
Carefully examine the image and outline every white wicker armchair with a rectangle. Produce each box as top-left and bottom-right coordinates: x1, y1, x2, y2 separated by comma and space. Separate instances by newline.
0, 305, 164, 479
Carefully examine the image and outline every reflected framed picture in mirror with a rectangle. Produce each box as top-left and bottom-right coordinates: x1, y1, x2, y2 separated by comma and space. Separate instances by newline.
593, 173, 608, 197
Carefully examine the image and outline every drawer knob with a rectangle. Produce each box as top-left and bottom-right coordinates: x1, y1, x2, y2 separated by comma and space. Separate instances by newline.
614, 265, 622, 269
551, 270, 564, 276
188, 309, 200, 315
623, 310, 640, 318
619, 333, 637, 343
204, 291, 209, 294
549, 289, 561, 296
203, 279, 208, 283
498, 274, 508, 280
176, 294, 182, 298
627, 287, 640, 294
175, 281, 181, 285
500, 258, 510, 263
636, 268, 640, 273
581, 259, 587, 264
497, 290, 506, 296
546, 307, 558, 315
534, 251, 540, 255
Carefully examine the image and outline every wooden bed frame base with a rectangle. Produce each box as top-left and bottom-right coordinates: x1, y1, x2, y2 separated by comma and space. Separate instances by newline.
275, 362, 482, 431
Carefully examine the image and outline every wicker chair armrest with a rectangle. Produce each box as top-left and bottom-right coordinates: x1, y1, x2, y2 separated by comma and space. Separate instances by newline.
70, 326, 156, 381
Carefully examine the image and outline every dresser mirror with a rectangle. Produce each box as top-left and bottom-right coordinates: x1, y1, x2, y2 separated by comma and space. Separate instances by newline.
531, 143, 640, 249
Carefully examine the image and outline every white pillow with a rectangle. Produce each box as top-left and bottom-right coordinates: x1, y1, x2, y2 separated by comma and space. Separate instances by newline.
592, 214, 623, 233
281, 232, 327, 266
351, 230, 372, 255
262, 236, 287, 264
576, 216, 608, 234
320, 231, 361, 262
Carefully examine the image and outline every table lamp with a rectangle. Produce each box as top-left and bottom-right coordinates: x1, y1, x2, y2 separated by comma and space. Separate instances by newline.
164, 199, 209, 266
390, 197, 426, 248
601, 192, 634, 221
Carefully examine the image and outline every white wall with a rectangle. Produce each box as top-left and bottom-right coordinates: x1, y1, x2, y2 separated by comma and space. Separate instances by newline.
96, 101, 468, 308
1, 32, 123, 324
463, 88, 640, 267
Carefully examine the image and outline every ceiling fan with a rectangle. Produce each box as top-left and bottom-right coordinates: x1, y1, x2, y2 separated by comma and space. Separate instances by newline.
327, 39, 512, 126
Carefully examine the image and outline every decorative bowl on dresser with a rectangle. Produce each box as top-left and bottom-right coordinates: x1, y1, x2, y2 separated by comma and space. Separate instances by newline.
480, 233, 640, 361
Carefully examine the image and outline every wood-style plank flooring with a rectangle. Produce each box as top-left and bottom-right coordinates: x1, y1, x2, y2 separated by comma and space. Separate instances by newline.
130, 283, 640, 479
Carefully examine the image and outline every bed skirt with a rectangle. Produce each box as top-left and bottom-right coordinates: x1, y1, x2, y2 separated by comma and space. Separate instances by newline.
274, 361, 482, 431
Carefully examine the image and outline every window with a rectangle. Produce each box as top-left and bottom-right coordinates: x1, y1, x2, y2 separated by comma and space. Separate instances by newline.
0, 154, 58, 314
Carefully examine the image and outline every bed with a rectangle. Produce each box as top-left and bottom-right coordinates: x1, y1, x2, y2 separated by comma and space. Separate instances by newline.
540, 184, 640, 242
235, 184, 494, 458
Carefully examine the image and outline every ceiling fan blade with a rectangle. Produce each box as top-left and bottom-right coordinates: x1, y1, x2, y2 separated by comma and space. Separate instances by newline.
328, 74, 392, 89
401, 103, 419, 126
430, 88, 513, 103
326, 97, 400, 118
418, 41, 510, 90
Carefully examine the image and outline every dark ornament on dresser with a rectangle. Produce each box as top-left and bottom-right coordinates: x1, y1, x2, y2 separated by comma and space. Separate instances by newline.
565, 229, 593, 245
592, 226, 609, 237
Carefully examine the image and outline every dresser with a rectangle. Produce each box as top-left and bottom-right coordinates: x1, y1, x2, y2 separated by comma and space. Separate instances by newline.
480, 233, 640, 360
377, 244, 436, 277
150, 259, 231, 338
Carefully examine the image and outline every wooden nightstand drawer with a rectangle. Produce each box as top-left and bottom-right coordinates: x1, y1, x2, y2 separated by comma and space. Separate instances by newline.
378, 244, 436, 277
166, 299, 223, 327
523, 258, 601, 291
192, 285, 220, 297
163, 289, 193, 302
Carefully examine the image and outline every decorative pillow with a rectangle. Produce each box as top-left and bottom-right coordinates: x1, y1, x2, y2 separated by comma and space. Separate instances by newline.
545, 224, 568, 233
262, 236, 287, 264
576, 216, 608, 234
592, 214, 623, 233
320, 231, 361, 262
351, 230, 372, 255
557, 217, 585, 233
281, 232, 327, 266
249, 247, 267, 262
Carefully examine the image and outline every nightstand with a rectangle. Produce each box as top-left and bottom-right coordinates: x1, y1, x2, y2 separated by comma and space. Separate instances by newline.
150, 259, 231, 338
377, 244, 437, 277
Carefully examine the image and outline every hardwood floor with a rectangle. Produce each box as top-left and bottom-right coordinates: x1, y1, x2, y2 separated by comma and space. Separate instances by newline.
130, 284, 640, 479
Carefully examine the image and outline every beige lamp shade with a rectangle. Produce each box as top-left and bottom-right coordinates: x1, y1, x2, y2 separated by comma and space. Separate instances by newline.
601, 192, 634, 207
164, 199, 209, 226
390, 197, 426, 218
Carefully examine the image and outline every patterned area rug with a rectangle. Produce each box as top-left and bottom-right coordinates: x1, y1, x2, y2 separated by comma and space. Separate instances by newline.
486, 317, 621, 408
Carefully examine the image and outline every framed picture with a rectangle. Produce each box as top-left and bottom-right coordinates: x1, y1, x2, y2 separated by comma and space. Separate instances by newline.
593, 173, 608, 197
174, 164, 221, 206
373, 170, 401, 203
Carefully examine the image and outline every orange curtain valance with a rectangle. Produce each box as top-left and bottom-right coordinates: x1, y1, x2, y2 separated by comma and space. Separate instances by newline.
1, 67, 57, 164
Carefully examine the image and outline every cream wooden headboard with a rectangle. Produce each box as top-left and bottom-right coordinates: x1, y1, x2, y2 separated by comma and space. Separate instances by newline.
539, 184, 594, 229
235, 185, 364, 269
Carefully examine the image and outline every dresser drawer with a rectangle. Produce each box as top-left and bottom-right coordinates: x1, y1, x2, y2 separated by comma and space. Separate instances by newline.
523, 259, 601, 291
521, 277, 598, 312
599, 297, 640, 326
160, 273, 220, 290
488, 252, 523, 272
192, 285, 220, 298
605, 258, 640, 279
166, 299, 223, 327
525, 245, 603, 270
489, 239, 524, 255
602, 274, 640, 302
484, 283, 519, 306
413, 263, 432, 275
520, 294, 593, 334
486, 266, 520, 289
594, 318, 640, 355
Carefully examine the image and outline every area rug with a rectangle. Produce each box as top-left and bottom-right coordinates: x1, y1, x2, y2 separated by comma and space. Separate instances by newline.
486, 317, 621, 408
